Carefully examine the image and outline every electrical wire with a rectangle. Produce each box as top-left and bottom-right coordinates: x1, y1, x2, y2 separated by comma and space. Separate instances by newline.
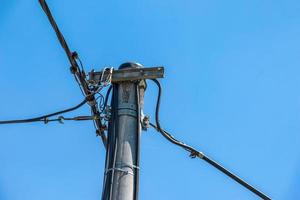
0, 98, 87, 125
39, 0, 108, 146
150, 79, 271, 200
101, 86, 112, 113
35, 115, 100, 124
39, 0, 77, 69
39, 0, 88, 97
76, 54, 86, 75
134, 83, 141, 200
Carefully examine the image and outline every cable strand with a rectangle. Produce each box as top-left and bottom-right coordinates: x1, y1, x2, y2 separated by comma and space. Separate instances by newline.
150, 79, 271, 200
0, 99, 87, 125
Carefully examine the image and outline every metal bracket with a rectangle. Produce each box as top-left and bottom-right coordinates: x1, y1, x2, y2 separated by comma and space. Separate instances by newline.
89, 66, 164, 83
141, 114, 150, 131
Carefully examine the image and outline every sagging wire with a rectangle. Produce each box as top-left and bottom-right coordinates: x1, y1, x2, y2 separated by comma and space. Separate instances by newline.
150, 79, 271, 200
0, 98, 87, 125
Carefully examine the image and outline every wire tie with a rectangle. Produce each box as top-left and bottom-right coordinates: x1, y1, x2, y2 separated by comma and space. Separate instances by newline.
190, 151, 204, 159
70, 66, 77, 74
114, 162, 140, 170
71, 51, 78, 59
96, 130, 101, 136
58, 116, 64, 124
43, 117, 49, 124
100, 125, 107, 132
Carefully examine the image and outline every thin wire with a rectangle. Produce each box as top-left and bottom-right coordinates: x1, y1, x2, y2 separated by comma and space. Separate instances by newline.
73, 74, 86, 96
97, 93, 105, 111
150, 79, 271, 200
76, 56, 86, 75
101, 86, 112, 113
0, 99, 87, 125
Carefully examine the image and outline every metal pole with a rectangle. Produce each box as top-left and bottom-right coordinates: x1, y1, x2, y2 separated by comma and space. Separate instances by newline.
102, 63, 145, 200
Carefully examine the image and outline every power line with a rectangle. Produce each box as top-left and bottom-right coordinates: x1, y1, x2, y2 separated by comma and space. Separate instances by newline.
38, 0, 77, 70
38, 0, 108, 146
2, 1, 270, 199
0, 98, 87, 125
150, 79, 271, 200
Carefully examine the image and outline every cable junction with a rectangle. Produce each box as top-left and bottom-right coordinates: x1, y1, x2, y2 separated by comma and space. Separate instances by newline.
38, 0, 116, 146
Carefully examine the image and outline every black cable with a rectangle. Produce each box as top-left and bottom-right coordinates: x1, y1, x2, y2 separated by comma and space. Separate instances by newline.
39, 0, 77, 68
134, 83, 141, 200
36, 115, 100, 124
0, 99, 87, 125
150, 79, 271, 200
101, 84, 118, 200
38, 0, 88, 95
76, 55, 86, 75
101, 86, 112, 113
38, 0, 107, 147
96, 93, 105, 111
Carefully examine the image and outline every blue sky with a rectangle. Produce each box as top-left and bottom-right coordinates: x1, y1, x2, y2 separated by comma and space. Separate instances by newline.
0, 0, 300, 199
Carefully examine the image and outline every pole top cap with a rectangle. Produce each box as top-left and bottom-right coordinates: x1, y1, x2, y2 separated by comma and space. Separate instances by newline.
119, 62, 143, 69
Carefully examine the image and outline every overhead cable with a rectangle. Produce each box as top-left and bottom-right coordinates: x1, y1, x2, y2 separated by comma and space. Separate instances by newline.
39, 0, 77, 69
38, 0, 107, 146
0, 99, 87, 125
150, 79, 271, 200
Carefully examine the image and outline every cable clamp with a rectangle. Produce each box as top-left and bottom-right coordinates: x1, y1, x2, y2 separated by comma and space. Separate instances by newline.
103, 106, 112, 121
141, 113, 150, 131
96, 125, 106, 137
190, 151, 204, 159
69, 51, 79, 74
100, 125, 107, 132
100, 67, 114, 86
43, 118, 49, 124
58, 116, 64, 124
85, 95, 97, 106
71, 51, 78, 59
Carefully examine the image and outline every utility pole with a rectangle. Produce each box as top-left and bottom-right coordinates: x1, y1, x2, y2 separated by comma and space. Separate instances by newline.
89, 63, 164, 200
0, 1, 271, 200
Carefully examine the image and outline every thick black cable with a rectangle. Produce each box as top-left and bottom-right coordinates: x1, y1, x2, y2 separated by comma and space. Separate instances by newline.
38, 0, 107, 146
38, 0, 88, 97
0, 99, 87, 125
39, 0, 77, 68
150, 79, 271, 200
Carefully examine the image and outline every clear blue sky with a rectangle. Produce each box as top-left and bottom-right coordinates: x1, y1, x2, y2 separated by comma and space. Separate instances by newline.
0, 0, 299, 199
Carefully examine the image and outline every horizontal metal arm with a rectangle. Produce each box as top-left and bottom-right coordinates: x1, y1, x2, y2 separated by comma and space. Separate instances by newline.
89, 67, 164, 83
